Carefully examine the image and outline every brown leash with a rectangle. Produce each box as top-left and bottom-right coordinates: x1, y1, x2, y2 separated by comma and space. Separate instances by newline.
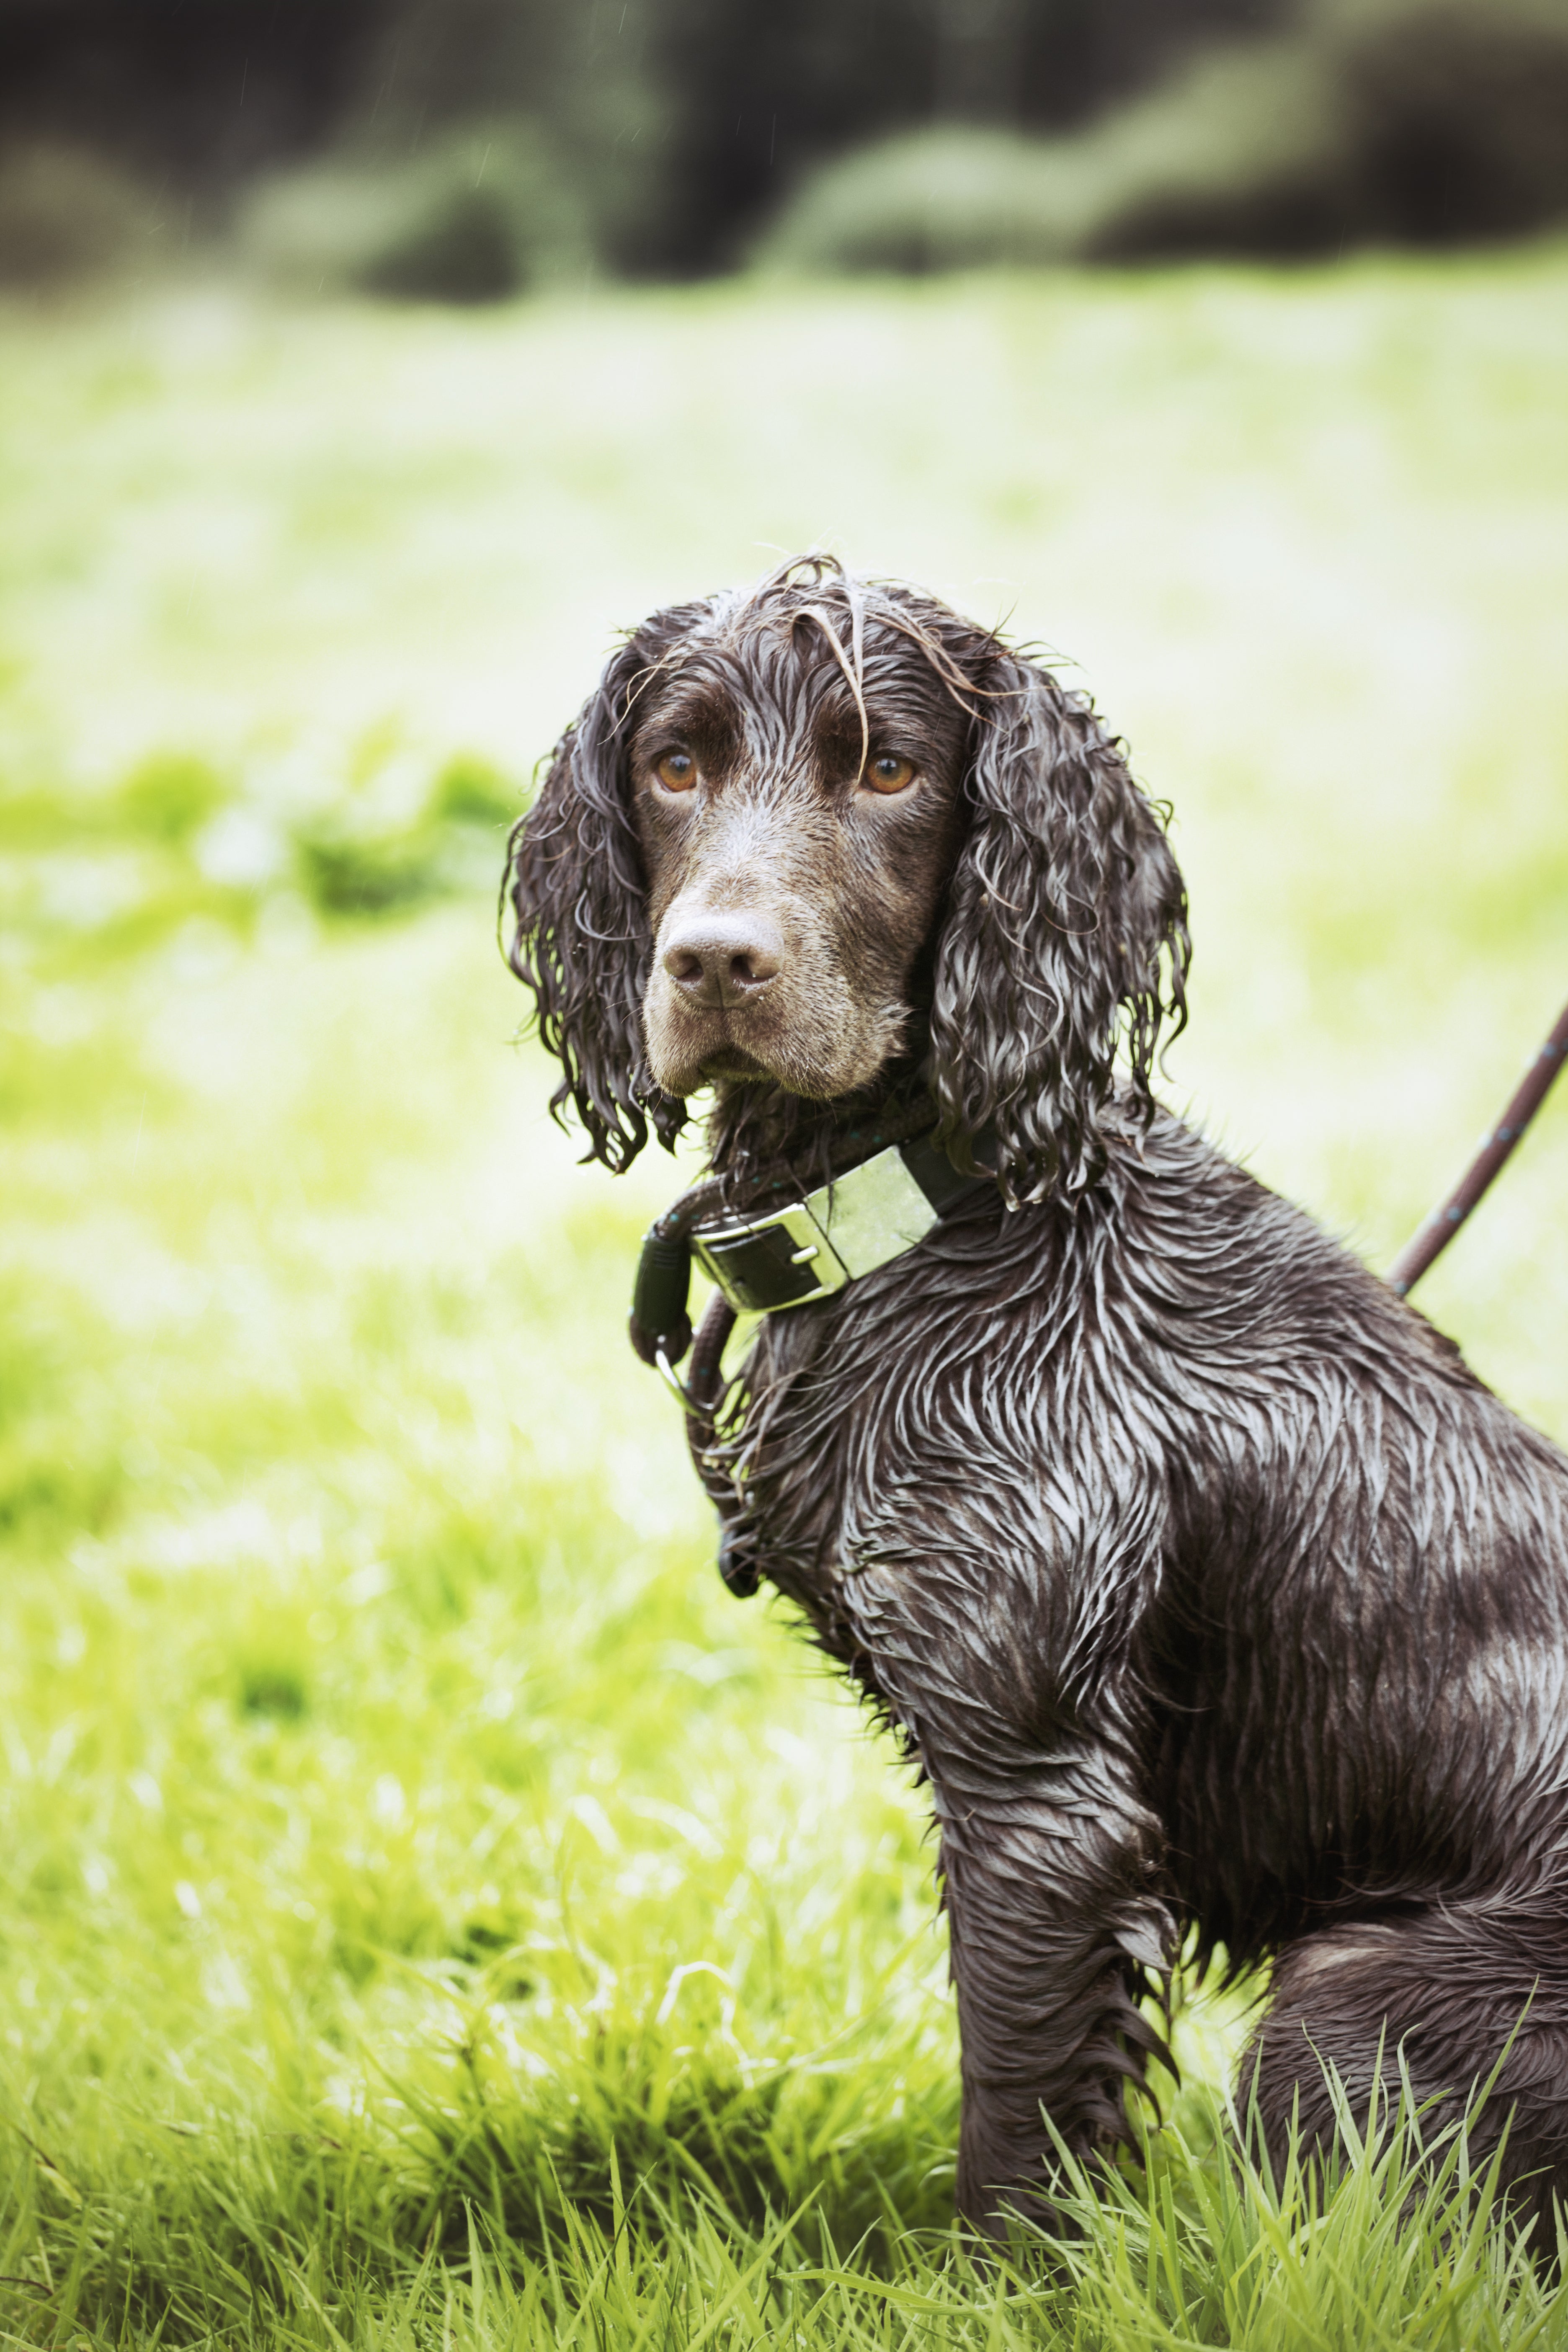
1389, 998, 1568, 1297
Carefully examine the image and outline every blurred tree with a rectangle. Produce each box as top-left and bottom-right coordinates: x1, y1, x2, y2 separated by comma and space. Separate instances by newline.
759, 0, 1568, 276
3, 0, 1561, 283
354, 0, 673, 273
0, 0, 1288, 273
0, 0, 382, 187
536, 0, 1287, 270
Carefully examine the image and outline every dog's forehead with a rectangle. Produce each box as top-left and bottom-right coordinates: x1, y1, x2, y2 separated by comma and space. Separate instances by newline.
628, 606, 963, 758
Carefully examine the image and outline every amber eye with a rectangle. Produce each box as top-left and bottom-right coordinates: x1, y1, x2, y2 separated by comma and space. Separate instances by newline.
655, 749, 699, 792
865, 754, 915, 794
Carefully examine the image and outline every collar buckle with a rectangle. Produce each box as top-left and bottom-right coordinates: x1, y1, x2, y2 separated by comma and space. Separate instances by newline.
691, 1201, 849, 1316
689, 1137, 964, 1319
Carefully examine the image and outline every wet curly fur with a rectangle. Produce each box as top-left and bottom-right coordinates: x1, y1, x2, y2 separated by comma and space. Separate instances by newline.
504, 556, 1568, 2241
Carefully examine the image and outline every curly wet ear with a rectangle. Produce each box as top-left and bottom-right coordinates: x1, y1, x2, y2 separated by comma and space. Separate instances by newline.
502, 632, 687, 1171
930, 652, 1189, 1205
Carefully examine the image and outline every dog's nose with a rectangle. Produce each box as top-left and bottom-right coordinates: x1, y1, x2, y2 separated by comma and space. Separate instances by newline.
662, 914, 783, 1007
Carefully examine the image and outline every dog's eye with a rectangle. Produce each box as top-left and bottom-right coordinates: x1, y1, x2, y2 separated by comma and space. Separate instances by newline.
656, 750, 699, 792
865, 755, 915, 794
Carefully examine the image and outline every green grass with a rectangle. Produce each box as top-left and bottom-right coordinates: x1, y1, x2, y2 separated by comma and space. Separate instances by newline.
1, 247, 1566, 2344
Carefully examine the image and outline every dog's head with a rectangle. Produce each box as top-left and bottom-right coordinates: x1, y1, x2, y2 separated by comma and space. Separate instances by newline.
504, 555, 1189, 1203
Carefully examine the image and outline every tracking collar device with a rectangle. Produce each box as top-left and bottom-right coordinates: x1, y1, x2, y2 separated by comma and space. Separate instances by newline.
628, 1120, 996, 1406
688, 1128, 990, 1316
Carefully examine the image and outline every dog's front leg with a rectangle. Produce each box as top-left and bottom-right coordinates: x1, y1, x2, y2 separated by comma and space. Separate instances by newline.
935, 1724, 1171, 2233
845, 1561, 1171, 2233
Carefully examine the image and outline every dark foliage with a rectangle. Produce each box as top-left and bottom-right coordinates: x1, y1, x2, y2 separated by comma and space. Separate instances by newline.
6, 0, 1560, 279
764, 0, 1568, 275
0, 0, 1286, 276
0, 0, 382, 189
1091, 0, 1568, 259
1337, 0, 1568, 246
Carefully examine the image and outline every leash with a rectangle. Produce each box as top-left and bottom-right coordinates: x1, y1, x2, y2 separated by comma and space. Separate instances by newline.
1389, 997, 1568, 1297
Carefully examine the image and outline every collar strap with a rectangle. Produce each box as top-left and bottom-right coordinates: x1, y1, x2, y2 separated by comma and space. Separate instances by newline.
689, 1128, 992, 1318
629, 1124, 996, 1387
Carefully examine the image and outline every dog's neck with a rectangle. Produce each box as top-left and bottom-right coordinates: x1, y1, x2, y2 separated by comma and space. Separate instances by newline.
702, 1058, 935, 1205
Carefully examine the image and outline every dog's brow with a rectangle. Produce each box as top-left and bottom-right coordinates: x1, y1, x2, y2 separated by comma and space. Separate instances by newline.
635, 678, 741, 747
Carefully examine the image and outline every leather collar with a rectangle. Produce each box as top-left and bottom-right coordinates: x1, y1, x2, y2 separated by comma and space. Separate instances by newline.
688, 1127, 993, 1317
628, 1118, 995, 1404
628, 1119, 995, 1594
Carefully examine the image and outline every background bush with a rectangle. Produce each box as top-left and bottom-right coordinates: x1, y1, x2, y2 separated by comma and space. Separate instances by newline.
0, 0, 1276, 283
0, 139, 170, 288
6, 0, 1566, 290
240, 121, 593, 302
758, 0, 1568, 277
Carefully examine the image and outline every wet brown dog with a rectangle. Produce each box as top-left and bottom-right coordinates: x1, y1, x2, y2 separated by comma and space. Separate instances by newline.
505, 555, 1568, 2240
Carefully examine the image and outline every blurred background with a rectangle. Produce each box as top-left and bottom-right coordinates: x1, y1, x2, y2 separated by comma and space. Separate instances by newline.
3, 0, 1568, 290
0, 2, 1566, 2338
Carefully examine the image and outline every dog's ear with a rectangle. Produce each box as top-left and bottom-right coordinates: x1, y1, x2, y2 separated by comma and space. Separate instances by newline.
930, 649, 1189, 1206
502, 627, 688, 1171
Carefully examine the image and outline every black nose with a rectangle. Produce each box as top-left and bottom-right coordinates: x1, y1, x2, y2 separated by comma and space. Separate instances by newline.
661, 914, 783, 1008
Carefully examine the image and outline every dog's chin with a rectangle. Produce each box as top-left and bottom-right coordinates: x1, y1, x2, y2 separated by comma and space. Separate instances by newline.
698, 1047, 772, 1084
644, 986, 910, 1106
652, 1042, 848, 1099
652, 1038, 904, 1104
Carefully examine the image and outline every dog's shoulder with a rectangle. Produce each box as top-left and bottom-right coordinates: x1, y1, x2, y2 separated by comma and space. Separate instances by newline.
1108, 1108, 1568, 1482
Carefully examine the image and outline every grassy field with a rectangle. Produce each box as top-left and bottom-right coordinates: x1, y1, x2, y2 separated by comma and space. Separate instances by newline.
2, 245, 1567, 2347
